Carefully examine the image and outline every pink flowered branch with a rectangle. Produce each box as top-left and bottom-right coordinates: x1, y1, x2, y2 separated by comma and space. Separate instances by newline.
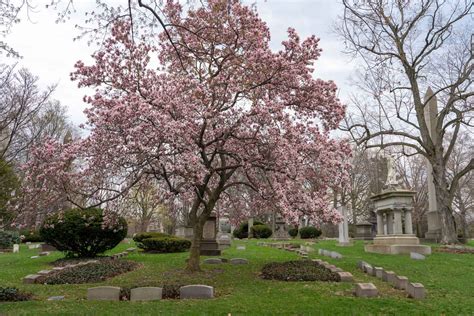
11, 0, 352, 228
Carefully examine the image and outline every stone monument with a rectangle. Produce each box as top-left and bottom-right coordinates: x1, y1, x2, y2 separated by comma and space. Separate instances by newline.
355, 221, 374, 240
217, 215, 231, 250
272, 215, 289, 240
200, 213, 221, 256
337, 206, 350, 246
365, 154, 431, 255
247, 217, 254, 238
175, 226, 194, 240
424, 87, 442, 242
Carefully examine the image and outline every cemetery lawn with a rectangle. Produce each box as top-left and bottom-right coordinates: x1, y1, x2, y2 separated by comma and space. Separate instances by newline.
1, 240, 473, 315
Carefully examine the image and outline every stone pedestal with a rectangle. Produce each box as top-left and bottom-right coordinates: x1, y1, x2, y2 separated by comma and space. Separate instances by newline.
365, 190, 431, 255
355, 222, 373, 240
175, 226, 194, 240
273, 216, 289, 240
200, 214, 221, 256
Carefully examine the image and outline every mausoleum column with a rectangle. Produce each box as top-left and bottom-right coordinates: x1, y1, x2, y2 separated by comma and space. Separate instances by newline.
393, 209, 403, 235
376, 212, 384, 235
386, 211, 393, 235
404, 209, 413, 234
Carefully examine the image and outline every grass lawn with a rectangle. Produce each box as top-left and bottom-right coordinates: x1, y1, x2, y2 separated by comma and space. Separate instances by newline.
0, 239, 473, 315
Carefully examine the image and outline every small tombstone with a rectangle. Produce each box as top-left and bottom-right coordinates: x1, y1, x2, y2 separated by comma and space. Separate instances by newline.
365, 266, 374, 276
13, 244, 20, 253
357, 260, 368, 271
26, 242, 31, 245
39, 252, 50, 256
179, 285, 214, 299
126, 247, 136, 253
407, 283, 426, 299
236, 246, 246, 250
30, 256, 39, 259
23, 274, 41, 284
329, 266, 343, 273
337, 272, 354, 282
230, 258, 249, 265
87, 286, 121, 301
410, 252, 426, 260
330, 251, 342, 259
47, 296, 65, 301
28, 245, 36, 250
394, 275, 409, 290
203, 258, 222, 264
37, 270, 53, 275
355, 283, 378, 297
374, 267, 384, 279
383, 271, 396, 283
52, 267, 65, 271
130, 287, 162, 301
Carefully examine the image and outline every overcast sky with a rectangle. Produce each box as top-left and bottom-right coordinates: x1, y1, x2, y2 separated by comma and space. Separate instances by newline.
4, 0, 357, 126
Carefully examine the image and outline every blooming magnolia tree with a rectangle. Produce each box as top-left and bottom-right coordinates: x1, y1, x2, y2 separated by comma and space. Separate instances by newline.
16, 0, 351, 271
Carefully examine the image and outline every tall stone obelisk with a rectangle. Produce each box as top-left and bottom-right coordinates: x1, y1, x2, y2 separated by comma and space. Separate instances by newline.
424, 87, 442, 241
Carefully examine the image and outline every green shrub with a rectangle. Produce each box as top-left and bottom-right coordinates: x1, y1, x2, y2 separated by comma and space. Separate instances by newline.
261, 260, 339, 282
251, 224, 272, 239
232, 220, 264, 239
40, 208, 127, 258
139, 236, 191, 253
288, 227, 298, 238
44, 259, 137, 284
0, 287, 32, 301
0, 231, 20, 249
133, 232, 169, 246
299, 226, 321, 239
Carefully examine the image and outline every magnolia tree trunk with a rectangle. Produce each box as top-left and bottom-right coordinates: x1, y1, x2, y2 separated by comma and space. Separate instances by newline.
186, 218, 205, 272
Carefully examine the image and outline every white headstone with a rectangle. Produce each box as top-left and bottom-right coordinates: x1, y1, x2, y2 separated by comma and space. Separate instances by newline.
13, 244, 20, 253
338, 206, 349, 245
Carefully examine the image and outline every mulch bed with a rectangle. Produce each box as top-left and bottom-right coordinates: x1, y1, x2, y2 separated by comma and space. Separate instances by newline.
261, 260, 339, 282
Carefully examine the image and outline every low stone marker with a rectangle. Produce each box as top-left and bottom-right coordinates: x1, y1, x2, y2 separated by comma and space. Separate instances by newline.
384, 271, 397, 283
203, 258, 222, 264
236, 246, 246, 250
87, 286, 121, 301
357, 260, 368, 270
23, 274, 42, 284
28, 245, 36, 250
230, 258, 249, 265
179, 285, 214, 299
410, 252, 426, 260
30, 255, 39, 259
374, 267, 384, 279
37, 270, 53, 275
393, 275, 408, 290
13, 244, 20, 253
130, 287, 162, 301
365, 266, 374, 276
355, 283, 378, 297
47, 296, 65, 301
39, 252, 50, 256
126, 247, 136, 253
52, 267, 65, 271
330, 251, 342, 259
337, 272, 354, 282
407, 282, 426, 299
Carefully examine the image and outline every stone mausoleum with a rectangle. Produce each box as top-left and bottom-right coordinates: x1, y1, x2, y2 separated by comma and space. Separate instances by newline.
365, 154, 431, 255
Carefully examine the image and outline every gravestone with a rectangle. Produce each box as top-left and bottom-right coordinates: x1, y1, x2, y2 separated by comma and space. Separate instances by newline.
217, 233, 231, 250
130, 287, 162, 301
200, 213, 221, 256
337, 272, 353, 282
248, 217, 254, 238
87, 286, 121, 301
230, 258, 249, 265
407, 282, 426, 299
337, 206, 350, 246
47, 296, 65, 301
355, 283, 378, 297
273, 215, 289, 240
23, 274, 41, 284
179, 285, 214, 299
374, 267, 384, 279
13, 244, 19, 253
175, 226, 194, 240
394, 275, 409, 290
355, 222, 374, 240
410, 252, 426, 260
236, 245, 246, 250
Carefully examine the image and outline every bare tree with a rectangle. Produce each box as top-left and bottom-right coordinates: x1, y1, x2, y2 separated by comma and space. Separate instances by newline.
0, 64, 72, 164
337, 0, 473, 243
